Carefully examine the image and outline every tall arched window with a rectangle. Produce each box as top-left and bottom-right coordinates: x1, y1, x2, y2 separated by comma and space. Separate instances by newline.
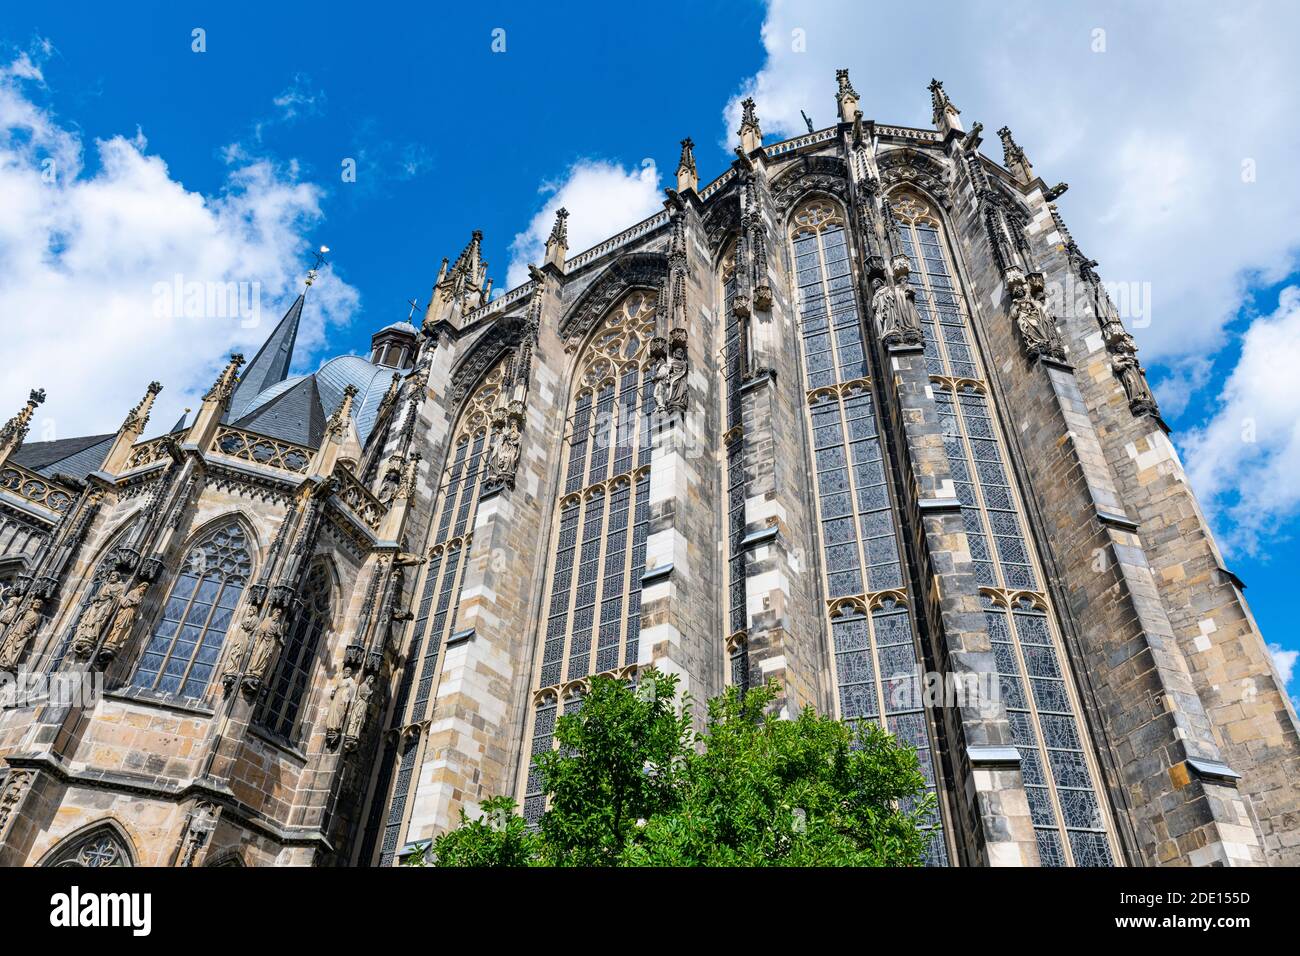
523, 290, 657, 826
130, 520, 252, 700
789, 197, 947, 864
255, 558, 332, 740
888, 188, 1118, 866
369, 361, 502, 866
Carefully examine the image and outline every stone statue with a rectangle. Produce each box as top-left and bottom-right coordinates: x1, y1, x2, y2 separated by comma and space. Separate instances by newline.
72, 571, 124, 658
343, 673, 375, 750
1008, 272, 1064, 361
245, 605, 286, 687
1112, 352, 1158, 417
0, 591, 21, 637
376, 456, 403, 504
325, 665, 356, 748
487, 421, 521, 485
0, 598, 43, 671
222, 604, 260, 688
100, 580, 148, 660
655, 346, 688, 416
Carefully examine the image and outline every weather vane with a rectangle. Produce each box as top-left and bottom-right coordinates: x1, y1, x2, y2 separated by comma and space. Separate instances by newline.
305, 244, 330, 287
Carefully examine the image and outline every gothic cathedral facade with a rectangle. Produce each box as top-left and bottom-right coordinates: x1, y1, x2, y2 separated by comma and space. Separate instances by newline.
0, 73, 1295, 868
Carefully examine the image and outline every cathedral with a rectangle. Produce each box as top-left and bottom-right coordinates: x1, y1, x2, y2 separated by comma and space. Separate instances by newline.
0, 71, 1295, 868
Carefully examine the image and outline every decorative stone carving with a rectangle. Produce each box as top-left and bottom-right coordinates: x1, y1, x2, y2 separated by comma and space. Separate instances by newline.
871, 275, 924, 349
242, 605, 286, 696
71, 571, 124, 659
325, 665, 357, 749
1007, 270, 1066, 363
98, 580, 148, 663
343, 673, 375, 752
0, 598, 42, 670
654, 343, 689, 416
0, 770, 34, 836
1112, 351, 1159, 417
487, 419, 522, 488
375, 454, 403, 505
221, 605, 260, 691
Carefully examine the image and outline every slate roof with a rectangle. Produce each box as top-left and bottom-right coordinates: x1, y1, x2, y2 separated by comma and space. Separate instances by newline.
9, 434, 114, 482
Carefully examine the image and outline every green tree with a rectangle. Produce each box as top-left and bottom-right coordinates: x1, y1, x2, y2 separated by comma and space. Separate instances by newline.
408, 672, 934, 867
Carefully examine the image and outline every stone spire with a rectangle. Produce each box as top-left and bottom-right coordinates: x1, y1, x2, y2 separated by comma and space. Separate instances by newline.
0, 389, 45, 468
835, 69, 860, 124
310, 384, 361, 478
675, 138, 698, 193
928, 78, 964, 135
997, 126, 1035, 185
737, 97, 763, 154
101, 381, 163, 475
423, 230, 489, 335
229, 291, 305, 419
187, 353, 245, 450
544, 207, 569, 272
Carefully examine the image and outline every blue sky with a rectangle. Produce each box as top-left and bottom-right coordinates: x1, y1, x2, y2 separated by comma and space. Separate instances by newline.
0, 1, 1295, 695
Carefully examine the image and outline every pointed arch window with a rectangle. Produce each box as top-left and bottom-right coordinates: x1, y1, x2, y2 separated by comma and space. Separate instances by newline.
130, 520, 252, 700
255, 559, 332, 740
888, 189, 1119, 866
369, 361, 501, 866
789, 197, 947, 865
44, 825, 133, 867
523, 290, 657, 826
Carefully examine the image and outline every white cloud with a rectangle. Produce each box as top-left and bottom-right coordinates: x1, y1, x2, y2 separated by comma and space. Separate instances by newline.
724, 0, 1300, 365
505, 158, 662, 289
1179, 286, 1300, 555
1269, 643, 1297, 688
0, 50, 360, 443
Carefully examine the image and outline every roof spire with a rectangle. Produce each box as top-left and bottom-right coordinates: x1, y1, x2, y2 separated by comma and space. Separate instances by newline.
229, 291, 306, 419
997, 126, 1035, 185
0, 388, 45, 468
100, 381, 164, 475
423, 230, 490, 335
676, 138, 698, 193
545, 207, 569, 271
835, 69, 860, 124
737, 97, 763, 154
928, 78, 963, 135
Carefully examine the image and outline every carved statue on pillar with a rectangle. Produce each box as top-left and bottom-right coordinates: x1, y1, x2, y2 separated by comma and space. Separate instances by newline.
242, 605, 286, 695
487, 419, 522, 488
1007, 270, 1066, 362
655, 344, 689, 417
0, 590, 21, 636
1112, 350, 1159, 417
221, 604, 260, 690
342, 673, 375, 752
99, 580, 148, 662
72, 571, 124, 659
376, 454, 403, 505
325, 665, 356, 749
0, 598, 43, 670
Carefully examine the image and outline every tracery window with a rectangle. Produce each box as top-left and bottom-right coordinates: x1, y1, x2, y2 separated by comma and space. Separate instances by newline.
372, 361, 502, 866
890, 189, 1117, 866
790, 198, 947, 865
44, 825, 133, 867
131, 520, 252, 700
255, 558, 332, 740
523, 291, 657, 826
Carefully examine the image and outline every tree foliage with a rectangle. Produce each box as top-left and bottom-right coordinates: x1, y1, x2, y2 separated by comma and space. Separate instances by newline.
412, 672, 935, 868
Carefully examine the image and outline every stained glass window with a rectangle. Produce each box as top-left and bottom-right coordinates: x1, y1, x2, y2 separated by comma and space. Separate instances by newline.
131, 520, 252, 700
790, 198, 947, 865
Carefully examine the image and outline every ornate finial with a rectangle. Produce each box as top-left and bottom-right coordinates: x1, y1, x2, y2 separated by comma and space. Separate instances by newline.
305, 245, 330, 288
122, 381, 164, 433
928, 79, 963, 135
547, 208, 569, 247
836, 69, 858, 99
204, 353, 246, 402
738, 97, 763, 154
327, 384, 359, 439
675, 138, 698, 193
997, 126, 1035, 184
0, 388, 45, 451
406, 298, 420, 321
